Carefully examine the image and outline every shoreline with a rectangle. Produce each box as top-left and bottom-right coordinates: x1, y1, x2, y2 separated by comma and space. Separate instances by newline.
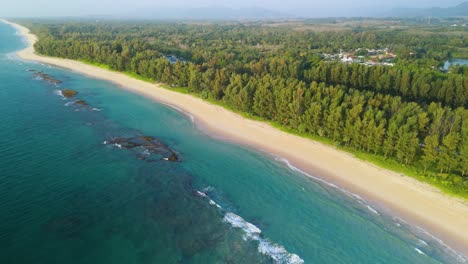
2, 19, 468, 258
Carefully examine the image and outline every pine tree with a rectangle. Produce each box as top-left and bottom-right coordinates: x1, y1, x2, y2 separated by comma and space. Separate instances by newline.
422, 134, 440, 172
438, 133, 460, 173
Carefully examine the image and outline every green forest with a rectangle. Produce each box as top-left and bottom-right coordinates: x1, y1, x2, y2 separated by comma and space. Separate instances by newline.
21, 19, 468, 196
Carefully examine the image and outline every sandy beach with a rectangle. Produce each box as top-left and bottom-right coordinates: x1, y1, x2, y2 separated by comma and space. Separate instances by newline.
3, 19, 468, 257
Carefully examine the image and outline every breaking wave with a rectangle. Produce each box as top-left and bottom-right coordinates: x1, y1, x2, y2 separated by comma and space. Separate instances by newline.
196, 190, 304, 264
271, 154, 468, 263
414, 248, 426, 255
223, 212, 304, 264
54, 90, 65, 99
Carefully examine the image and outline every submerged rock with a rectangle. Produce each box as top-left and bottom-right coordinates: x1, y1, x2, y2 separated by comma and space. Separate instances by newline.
61, 89, 78, 98
33, 71, 62, 85
168, 152, 179, 161
140, 136, 155, 142
104, 135, 180, 162
74, 100, 88, 106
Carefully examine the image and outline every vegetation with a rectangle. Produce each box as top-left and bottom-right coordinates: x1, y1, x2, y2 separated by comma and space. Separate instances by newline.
20, 19, 468, 197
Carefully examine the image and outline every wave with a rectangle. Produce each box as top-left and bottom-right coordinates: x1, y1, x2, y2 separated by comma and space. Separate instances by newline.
163, 102, 195, 123
5, 52, 19, 61
202, 186, 215, 193
392, 216, 468, 263
196, 191, 221, 208
366, 205, 380, 216
272, 155, 380, 212
223, 212, 304, 264
196, 190, 304, 264
414, 248, 426, 255
223, 213, 261, 239
273, 156, 339, 190
418, 239, 429, 247
272, 154, 383, 218
258, 240, 305, 264
112, 143, 122, 149
271, 154, 468, 263
54, 90, 65, 99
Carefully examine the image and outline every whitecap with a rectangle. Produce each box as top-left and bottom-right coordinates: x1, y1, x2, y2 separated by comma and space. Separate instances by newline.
197, 190, 221, 208
209, 199, 221, 208
114, 143, 122, 149
274, 155, 386, 219
271, 154, 468, 263
273, 156, 339, 189
223, 212, 262, 239
166, 104, 183, 112
202, 186, 214, 193
162, 102, 195, 123
392, 216, 468, 263
418, 239, 429, 246
223, 212, 304, 264
258, 240, 304, 264
54, 90, 65, 99
366, 205, 380, 216
188, 114, 195, 123
196, 189, 303, 263
415, 248, 426, 255
196, 190, 207, 197
193, 187, 305, 263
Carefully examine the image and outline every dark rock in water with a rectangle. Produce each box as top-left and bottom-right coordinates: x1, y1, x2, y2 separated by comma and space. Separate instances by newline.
75, 100, 88, 106
140, 136, 155, 142
168, 152, 178, 162
104, 135, 180, 162
33, 71, 62, 85
61, 89, 78, 98
27, 69, 37, 72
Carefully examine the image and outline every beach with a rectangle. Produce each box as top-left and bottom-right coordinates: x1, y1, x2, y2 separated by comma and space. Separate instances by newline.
3, 19, 468, 257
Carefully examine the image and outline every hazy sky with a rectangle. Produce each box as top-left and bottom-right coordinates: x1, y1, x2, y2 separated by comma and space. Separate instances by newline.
1, 0, 464, 17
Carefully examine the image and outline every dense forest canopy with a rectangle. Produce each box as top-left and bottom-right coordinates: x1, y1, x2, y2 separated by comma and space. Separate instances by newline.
20, 18, 468, 195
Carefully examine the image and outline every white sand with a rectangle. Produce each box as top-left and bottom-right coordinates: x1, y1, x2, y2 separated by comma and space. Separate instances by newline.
3, 19, 468, 257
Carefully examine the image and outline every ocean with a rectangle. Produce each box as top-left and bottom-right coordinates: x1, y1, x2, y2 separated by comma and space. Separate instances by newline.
0, 22, 465, 264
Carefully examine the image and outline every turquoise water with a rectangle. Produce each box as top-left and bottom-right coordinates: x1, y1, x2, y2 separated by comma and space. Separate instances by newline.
0, 22, 465, 264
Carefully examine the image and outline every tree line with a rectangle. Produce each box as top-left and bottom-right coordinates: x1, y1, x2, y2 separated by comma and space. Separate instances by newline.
24, 20, 468, 194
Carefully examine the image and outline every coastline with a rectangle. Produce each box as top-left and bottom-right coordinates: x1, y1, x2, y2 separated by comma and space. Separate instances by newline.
3, 19, 468, 257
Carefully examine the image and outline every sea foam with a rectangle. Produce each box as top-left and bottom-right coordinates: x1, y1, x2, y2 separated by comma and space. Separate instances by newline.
54, 89, 65, 99
223, 212, 304, 264
414, 248, 426, 255
196, 190, 304, 264
271, 154, 468, 263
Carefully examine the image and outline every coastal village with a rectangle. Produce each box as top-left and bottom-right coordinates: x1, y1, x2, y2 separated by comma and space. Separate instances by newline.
165, 54, 187, 64
321, 48, 397, 66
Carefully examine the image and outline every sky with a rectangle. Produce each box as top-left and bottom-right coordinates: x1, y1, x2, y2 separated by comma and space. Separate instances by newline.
1, 0, 464, 17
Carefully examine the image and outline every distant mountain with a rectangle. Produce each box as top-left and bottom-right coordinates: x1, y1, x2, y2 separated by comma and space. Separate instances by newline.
123, 6, 290, 20
388, 2, 468, 17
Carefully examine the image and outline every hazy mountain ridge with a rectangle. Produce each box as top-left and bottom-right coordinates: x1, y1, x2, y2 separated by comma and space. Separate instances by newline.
125, 6, 289, 20
99, 2, 467, 19
389, 1, 468, 17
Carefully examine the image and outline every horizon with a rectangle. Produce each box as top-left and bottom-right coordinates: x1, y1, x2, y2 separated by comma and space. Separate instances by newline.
1, 0, 466, 18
